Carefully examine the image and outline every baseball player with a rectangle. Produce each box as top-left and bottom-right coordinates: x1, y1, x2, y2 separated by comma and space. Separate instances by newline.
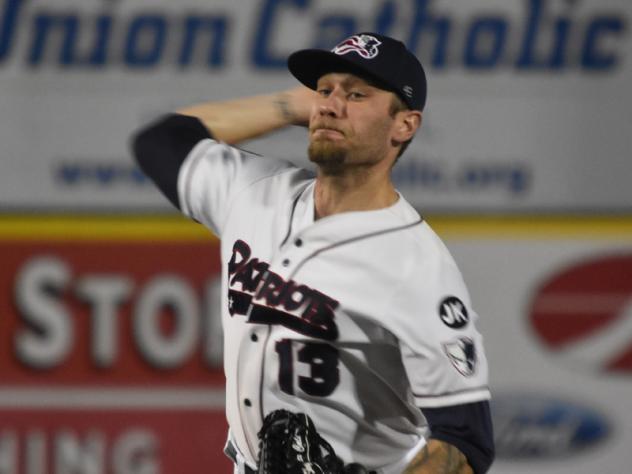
132, 33, 494, 474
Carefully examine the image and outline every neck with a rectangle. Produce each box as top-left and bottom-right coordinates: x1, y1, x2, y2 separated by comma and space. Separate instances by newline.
313, 166, 398, 219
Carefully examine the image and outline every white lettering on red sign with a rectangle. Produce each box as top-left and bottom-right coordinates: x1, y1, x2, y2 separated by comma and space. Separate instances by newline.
0, 429, 157, 474
76, 276, 134, 368
12, 255, 223, 371
134, 276, 200, 369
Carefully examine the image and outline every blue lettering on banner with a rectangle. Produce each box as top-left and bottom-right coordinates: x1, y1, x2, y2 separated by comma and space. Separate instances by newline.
373, 1, 396, 37
252, 0, 310, 68
464, 17, 507, 68
55, 162, 149, 187
0, 0, 626, 72
28, 14, 78, 66
582, 18, 625, 69
391, 158, 532, 196
491, 392, 611, 459
179, 16, 228, 67
125, 16, 167, 67
0, 0, 20, 62
313, 14, 356, 50
407, 0, 453, 68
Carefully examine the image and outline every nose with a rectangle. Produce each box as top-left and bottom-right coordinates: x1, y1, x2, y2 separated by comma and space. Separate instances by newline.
318, 88, 345, 118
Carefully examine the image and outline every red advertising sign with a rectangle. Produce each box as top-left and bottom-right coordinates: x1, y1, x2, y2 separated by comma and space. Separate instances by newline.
529, 253, 632, 373
0, 408, 231, 473
0, 241, 224, 386
0, 228, 231, 473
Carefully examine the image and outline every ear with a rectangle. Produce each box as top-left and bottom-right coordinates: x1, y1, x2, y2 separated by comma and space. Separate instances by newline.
392, 110, 422, 143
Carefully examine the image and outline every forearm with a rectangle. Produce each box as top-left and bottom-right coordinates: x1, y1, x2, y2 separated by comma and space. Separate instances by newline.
176, 86, 315, 145
403, 439, 473, 474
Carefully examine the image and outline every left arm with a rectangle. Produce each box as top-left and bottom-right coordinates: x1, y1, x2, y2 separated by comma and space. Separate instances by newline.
387, 243, 495, 473
405, 400, 495, 474
403, 439, 473, 474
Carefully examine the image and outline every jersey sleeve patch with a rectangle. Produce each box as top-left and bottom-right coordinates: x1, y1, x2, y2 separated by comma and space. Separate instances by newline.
439, 296, 470, 329
443, 337, 477, 377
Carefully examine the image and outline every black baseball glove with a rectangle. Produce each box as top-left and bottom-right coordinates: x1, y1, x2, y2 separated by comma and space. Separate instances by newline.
256, 409, 374, 474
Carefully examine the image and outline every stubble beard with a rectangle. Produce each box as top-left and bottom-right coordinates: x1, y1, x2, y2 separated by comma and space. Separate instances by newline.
308, 139, 348, 176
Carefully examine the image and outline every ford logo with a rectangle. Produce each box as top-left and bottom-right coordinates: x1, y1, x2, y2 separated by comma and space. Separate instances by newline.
491, 393, 611, 460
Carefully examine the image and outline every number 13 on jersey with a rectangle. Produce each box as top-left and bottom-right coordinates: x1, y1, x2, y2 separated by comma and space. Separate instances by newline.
275, 340, 340, 397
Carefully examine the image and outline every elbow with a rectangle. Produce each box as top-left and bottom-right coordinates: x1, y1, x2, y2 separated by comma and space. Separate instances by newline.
130, 125, 157, 176
468, 426, 495, 474
476, 441, 495, 474
127, 114, 213, 210
129, 113, 213, 168
129, 116, 171, 172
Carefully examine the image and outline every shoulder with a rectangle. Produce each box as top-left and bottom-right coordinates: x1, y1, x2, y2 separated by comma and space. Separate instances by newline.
183, 139, 313, 193
395, 208, 463, 284
383, 206, 471, 311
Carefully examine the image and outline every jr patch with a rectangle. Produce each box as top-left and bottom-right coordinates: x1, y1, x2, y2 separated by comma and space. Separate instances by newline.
444, 337, 477, 376
439, 296, 469, 329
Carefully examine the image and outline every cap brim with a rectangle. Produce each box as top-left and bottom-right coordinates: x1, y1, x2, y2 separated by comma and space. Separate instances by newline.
287, 49, 391, 92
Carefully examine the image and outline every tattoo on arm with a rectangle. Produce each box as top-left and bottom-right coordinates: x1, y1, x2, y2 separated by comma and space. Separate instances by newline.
403, 439, 473, 474
274, 94, 295, 123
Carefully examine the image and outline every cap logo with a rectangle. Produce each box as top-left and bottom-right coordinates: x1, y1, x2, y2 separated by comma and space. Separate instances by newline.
332, 34, 381, 59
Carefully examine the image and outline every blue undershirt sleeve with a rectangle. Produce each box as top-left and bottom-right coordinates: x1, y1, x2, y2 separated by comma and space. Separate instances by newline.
420, 400, 495, 474
131, 113, 212, 209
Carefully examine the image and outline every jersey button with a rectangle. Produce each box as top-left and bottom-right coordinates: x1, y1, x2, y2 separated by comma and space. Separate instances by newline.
244, 398, 252, 407
282, 258, 290, 267
250, 333, 258, 342
294, 238, 303, 247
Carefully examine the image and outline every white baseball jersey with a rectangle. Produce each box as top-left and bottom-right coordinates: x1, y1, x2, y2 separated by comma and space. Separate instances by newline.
176, 138, 491, 473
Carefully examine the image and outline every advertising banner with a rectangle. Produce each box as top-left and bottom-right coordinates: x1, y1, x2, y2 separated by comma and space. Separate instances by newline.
2, 215, 632, 473
0, 219, 230, 473
440, 217, 632, 474
0, 0, 631, 212
0, 409, 229, 474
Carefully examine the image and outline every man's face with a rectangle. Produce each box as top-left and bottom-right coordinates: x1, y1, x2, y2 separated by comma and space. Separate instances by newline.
308, 72, 399, 174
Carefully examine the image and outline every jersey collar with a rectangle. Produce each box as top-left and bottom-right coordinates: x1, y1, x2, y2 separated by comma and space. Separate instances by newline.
288, 180, 423, 247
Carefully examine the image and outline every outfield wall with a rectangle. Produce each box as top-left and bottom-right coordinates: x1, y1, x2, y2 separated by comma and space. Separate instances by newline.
1, 0, 631, 472
1, 215, 631, 473
0, 0, 630, 213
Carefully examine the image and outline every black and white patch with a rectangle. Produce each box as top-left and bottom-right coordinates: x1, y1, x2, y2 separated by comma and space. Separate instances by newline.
439, 296, 469, 329
444, 337, 477, 377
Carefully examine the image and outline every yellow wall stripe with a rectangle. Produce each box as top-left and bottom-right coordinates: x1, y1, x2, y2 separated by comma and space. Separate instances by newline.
0, 214, 631, 241
0, 215, 215, 242
424, 215, 632, 239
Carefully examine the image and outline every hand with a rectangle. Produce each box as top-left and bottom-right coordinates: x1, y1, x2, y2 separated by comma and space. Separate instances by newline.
277, 85, 318, 127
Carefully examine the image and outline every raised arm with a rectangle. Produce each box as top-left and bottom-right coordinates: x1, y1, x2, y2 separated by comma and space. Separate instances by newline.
131, 85, 316, 210
176, 85, 316, 144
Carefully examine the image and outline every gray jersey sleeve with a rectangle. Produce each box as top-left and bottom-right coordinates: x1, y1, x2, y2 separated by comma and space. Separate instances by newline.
177, 140, 294, 236
387, 223, 491, 408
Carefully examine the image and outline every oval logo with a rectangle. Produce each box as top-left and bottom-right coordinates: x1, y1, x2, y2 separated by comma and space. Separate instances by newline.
439, 296, 469, 329
491, 393, 610, 460
528, 253, 632, 374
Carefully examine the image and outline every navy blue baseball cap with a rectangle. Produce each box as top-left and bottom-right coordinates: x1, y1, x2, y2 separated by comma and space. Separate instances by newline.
288, 32, 427, 111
